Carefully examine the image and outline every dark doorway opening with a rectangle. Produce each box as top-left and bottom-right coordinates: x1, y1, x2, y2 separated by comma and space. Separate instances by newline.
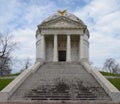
59, 51, 66, 61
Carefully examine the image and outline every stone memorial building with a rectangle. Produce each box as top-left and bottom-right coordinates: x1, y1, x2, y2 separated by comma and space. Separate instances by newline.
0, 11, 120, 103
36, 11, 89, 62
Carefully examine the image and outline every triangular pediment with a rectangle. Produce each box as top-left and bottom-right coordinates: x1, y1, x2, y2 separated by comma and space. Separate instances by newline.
39, 17, 86, 29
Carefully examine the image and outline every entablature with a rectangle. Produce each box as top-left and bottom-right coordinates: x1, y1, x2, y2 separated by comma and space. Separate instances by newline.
40, 28, 84, 35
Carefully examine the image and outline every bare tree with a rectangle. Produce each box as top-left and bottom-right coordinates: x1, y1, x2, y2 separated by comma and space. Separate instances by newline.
20, 58, 32, 72
24, 58, 31, 69
103, 58, 115, 73
0, 33, 17, 76
103, 58, 120, 74
113, 64, 120, 74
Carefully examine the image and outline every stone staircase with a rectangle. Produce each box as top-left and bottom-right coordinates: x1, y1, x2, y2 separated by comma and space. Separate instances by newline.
10, 62, 111, 101
25, 86, 97, 100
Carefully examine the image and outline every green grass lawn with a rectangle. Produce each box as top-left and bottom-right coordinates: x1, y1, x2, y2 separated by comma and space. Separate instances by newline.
100, 71, 120, 76
0, 72, 20, 91
0, 79, 14, 91
4, 72, 20, 77
100, 71, 120, 91
107, 78, 120, 91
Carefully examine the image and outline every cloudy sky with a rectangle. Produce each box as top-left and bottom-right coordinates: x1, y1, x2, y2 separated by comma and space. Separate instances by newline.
0, 0, 120, 72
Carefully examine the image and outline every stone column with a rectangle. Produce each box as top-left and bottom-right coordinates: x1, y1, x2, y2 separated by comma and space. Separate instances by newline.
66, 34, 71, 62
53, 35, 58, 62
41, 35, 45, 61
79, 35, 83, 61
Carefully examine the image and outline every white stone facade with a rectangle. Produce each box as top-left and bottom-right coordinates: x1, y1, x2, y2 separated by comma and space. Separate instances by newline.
36, 12, 89, 62
1, 12, 120, 102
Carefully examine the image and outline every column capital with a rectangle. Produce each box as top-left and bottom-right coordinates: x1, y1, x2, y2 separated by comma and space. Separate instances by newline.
67, 34, 71, 36
80, 34, 84, 36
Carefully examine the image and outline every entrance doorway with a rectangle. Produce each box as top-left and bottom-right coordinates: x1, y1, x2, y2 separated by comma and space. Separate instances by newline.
58, 51, 66, 61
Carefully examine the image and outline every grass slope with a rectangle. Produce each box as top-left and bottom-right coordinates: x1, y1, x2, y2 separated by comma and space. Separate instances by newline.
100, 71, 120, 91
100, 71, 120, 76
5, 72, 20, 77
0, 79, 13, 91
108, 78, 120, 91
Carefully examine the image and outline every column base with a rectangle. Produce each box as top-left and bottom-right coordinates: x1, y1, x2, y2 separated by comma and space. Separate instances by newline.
53, 60, 58, 62
79, 58, 88, 62
36, 58, 45, 63
66, 57, 72, 62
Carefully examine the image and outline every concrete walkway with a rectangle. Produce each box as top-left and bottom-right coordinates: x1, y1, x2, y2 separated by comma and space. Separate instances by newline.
105, 76, 120, 79
0, 76, 17, 79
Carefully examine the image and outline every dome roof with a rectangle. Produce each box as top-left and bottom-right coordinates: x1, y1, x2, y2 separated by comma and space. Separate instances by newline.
41, 12, 85, 25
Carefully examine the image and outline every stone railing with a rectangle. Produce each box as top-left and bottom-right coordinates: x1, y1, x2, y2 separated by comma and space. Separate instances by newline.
0, 61, 43, 102
82, 62, 120, 102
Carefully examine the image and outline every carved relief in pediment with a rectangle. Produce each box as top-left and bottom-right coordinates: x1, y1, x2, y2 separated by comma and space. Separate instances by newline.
40, 18, 84, 29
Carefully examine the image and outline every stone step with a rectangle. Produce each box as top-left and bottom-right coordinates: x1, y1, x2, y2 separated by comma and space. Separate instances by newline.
30, 92, 94, 94
0, 101, 118, 104
10, 62, 110, 101
30, 97, 110, 100
26, 90, 109, 100
26, 95, 97, 99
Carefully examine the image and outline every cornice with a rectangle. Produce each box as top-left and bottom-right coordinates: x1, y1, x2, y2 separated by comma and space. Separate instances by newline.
38, 16, 87, 29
